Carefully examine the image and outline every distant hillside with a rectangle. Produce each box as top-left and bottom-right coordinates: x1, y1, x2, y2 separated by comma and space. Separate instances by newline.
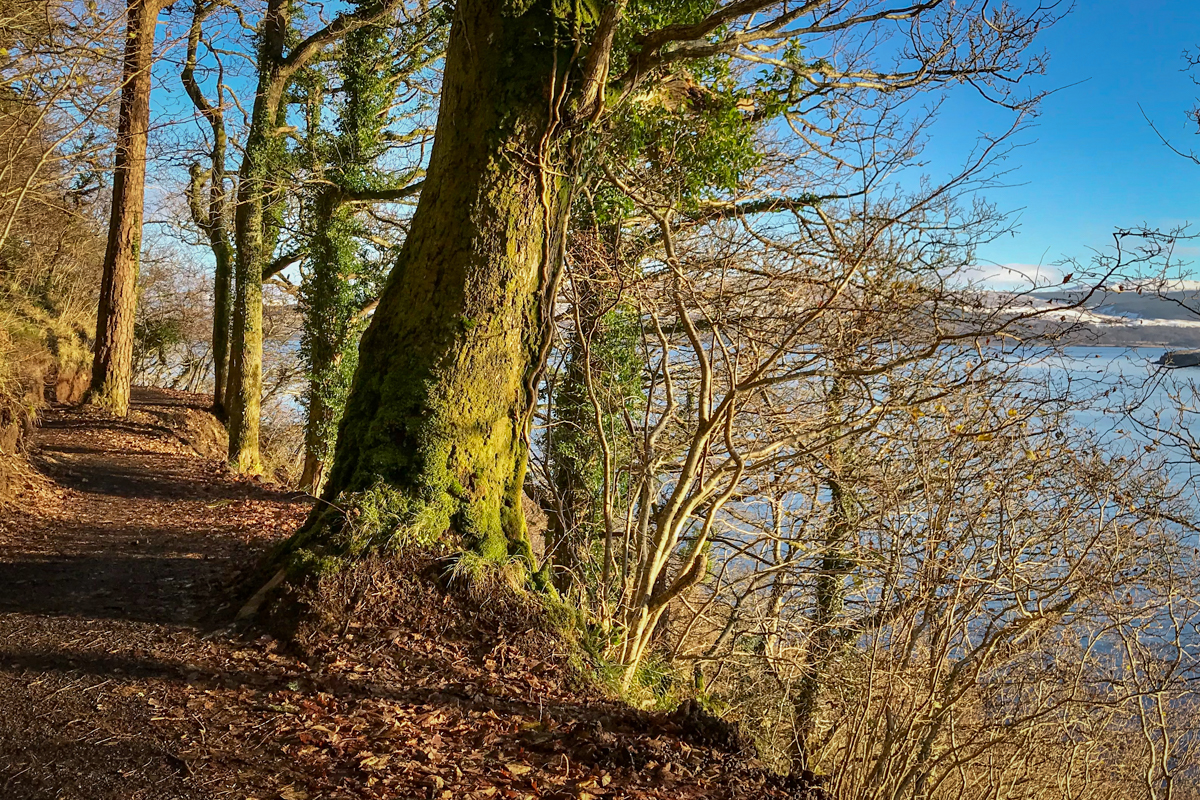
997, 284, 1200, 349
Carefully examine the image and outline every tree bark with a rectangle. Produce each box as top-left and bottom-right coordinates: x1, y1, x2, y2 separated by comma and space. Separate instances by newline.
209, 223, 233, 417
284, 0, 569, 567
225, 0, 289, 474
225, 130, 272, 472
88, 0, 162, 415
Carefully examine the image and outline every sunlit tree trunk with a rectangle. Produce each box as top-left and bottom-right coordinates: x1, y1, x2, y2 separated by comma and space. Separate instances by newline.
182, 0, 233, 418
283, 0, 569, 565
226, 0, 289, 473
88, 0, 162, 415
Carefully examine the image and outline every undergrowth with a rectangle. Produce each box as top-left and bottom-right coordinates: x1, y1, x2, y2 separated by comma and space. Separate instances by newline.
0, 297, 91, 410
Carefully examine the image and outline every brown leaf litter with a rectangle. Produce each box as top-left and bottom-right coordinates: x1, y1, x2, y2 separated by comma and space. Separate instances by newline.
0, 387, 821, 800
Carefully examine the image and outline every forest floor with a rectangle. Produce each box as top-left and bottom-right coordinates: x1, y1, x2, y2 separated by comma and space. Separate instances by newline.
0, 389, 810, 800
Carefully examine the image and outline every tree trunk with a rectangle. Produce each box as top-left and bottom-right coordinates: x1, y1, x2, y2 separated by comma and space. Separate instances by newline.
206, 115, 233, 419
88, 0, 161, 415
226, 155, 269, 472
283, 0, 568, 568
210, 229, 233, 416
225, 0, 289, 474
298, 441, 326, 494
545, 331, 593, 591
298, 365, 334, 494
182, 0, 233, 419
298, 193, 360, 496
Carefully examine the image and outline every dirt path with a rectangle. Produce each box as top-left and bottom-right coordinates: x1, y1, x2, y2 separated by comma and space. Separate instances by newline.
0, 390, 809, 800
0, 389, 307, 799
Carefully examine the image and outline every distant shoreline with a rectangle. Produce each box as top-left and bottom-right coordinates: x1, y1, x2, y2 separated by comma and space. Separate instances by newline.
1060, 325, 1200, 350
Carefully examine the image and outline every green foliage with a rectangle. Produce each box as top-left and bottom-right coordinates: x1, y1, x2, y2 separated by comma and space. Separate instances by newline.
625, 0, 716, 32
283, 480, 455, 577
582, 640, 696, 710
605, 0, 721, 92
0, 297, 91, 408
299, 197, 376, 472
286, 547, 344, 579
751, 39, 832, 118
297, 2, 436, 481
606, 90, 760, 209
449, 550, 530, 590
293, 0, 450, 480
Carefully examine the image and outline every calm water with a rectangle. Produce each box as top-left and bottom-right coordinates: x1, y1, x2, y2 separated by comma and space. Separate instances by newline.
1021, 345, 1200, 488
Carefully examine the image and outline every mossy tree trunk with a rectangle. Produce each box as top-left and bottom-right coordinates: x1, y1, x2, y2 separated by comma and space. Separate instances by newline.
225, 0, 290, 473
297, 9, 397, 495
545, 292, 640, 594
224, 0, 403, 474
225, 109, 279, 473
285, 0, 571, 567
546, 331, 594, 589
88, 0, 163, 415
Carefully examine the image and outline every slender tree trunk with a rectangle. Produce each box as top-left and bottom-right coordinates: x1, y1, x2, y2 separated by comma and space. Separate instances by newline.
185, 159, 233, 418
226, 155, 269, 472
206, 120, 233, 418
299, 434, 326, 493
182, 0, 233, 418
226, 0, 289, 474
88, 0, 162, 415
210, 226, 233, 415
546, 330, 592, 591
297, 193, 340, 495
282, 0, 569, 567
790, 373, 855, 770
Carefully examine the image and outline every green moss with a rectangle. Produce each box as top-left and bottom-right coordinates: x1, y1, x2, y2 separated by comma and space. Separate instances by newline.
286, 547, 344, 578
267, 0, 569, 596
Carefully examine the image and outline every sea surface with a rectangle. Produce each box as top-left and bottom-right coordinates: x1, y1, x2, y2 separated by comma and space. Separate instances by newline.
1020, 345, 1200, 491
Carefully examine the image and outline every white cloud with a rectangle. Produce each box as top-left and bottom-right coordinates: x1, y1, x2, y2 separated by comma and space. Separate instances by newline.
957, 263, 1064, 290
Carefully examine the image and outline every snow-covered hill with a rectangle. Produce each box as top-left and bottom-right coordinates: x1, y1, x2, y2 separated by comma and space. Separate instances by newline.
992, 283, 1200, 348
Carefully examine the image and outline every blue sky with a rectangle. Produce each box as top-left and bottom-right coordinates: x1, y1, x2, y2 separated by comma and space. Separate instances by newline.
929, 1, 1200, 280
151, 1, 1200, 285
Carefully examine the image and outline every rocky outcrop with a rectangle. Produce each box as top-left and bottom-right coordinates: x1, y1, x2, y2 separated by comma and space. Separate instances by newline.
1157, 350, 1200, 368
